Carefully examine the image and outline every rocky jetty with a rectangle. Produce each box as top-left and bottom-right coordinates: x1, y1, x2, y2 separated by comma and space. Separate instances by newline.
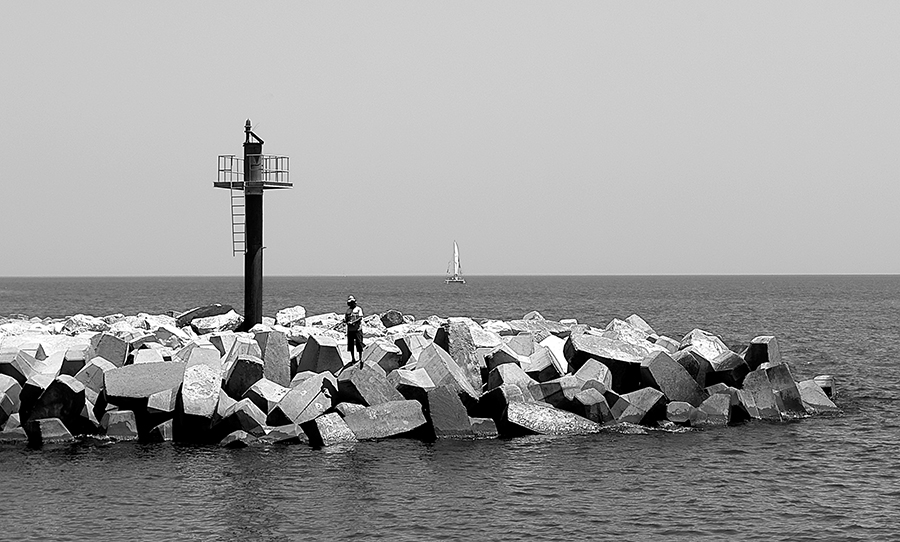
0, 307, 838, 447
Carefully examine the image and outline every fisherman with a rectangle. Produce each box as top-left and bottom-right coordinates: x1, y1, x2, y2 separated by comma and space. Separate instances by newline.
345, 295, 364, 366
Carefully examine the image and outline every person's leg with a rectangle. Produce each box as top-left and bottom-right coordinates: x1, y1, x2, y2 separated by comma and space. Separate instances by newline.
347, 335, 356, 363
356, 330, 364, 367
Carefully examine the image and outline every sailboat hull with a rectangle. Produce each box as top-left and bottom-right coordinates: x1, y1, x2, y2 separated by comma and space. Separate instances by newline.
445, 277, 466, 284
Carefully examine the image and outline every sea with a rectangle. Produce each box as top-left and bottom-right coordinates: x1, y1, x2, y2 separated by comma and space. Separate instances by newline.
1, 275, 898, 541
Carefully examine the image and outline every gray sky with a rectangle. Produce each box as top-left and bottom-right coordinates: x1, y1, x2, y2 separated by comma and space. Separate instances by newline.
2, 1, 898, 276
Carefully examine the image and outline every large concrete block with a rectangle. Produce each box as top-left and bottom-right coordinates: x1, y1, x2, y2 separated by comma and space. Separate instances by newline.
254, 329, 291, 387
223, 355, 265, 400
104, 362, 186, 403
507, 319, 571, 342
0, 351, 39, 386
75, 357, 116, 393
259, 423, 308, 445
243, 378, 290, 414
572, 388, 614, 424
744, 336, 781, 371
380, 309, 404, 329
0, 392, 14, 428
19, 374, 55, 421
336, 364, 404, 406
132, 349, 165, 364
697, 393, 731, 426
362, 340, 403, 373
503, 333, 536, 357
615, 388, 667, 425
666, 401, 694, 424
91, 333, 129, 368
296, 335, 347, 375
763, 363, 805, 417
276, 305, 307, 327
101, 410, 139, 440
176, 304, 233, 328
573, 359, 613, 390
180, 358, 222, 420
797, 380, 840, 414
216, 398, 268, 438
521, 345, 563, 382
477, 384, 529, 420
680, 329, 730, 362
671, 347, 713, 388
147, 388, 178, 418
640, 351, 707, 407
742, 369, 782, 421
499, 401, 601, 437
434, 322, 484, 391
563, 332, 646, 393
302, 412, 357, 447
423, 386, 473, 439
23, 375, 86, 433
267, 372, 337, 426
531, 375, 581, 411
24, 417, 74, 445
486, 363, 538, 402
539, 335, 569, 375
222, 337, 263, 373
394, 334, 431, 365
0, 374, 22, 413
417, 343, 479, 403
387, 368, 436, 402
484, 345, 523, 374
35, 351, 64, 377
342, 400, 427, 441
706, 350, 750, 388
147, 419, 174, 442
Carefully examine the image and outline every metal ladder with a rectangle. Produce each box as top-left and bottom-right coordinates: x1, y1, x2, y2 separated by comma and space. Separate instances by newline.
230, 184, 245, 256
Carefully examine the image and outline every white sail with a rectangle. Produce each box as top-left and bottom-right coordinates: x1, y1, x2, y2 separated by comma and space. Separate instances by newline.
446, 240, 466, 284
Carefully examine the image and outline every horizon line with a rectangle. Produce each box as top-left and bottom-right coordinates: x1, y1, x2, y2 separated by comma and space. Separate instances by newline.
1, 272, 899, 279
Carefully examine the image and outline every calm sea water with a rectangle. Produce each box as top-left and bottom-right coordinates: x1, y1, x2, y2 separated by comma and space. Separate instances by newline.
1, 275, 899, 541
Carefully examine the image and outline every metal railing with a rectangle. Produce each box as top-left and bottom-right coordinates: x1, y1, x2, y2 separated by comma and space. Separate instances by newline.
217, 154, 290, 185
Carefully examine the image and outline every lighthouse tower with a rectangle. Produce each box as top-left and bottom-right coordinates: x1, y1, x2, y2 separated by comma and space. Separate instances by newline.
214, 120, 291, 330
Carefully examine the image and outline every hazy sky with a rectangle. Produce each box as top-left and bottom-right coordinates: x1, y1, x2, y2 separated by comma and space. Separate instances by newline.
2, 2, 899, 276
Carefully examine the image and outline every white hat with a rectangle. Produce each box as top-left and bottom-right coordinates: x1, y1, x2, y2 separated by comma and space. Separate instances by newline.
347, 295, 356, 302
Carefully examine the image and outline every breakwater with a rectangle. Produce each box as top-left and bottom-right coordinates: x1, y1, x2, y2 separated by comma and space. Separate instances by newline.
0, 304, 839, 447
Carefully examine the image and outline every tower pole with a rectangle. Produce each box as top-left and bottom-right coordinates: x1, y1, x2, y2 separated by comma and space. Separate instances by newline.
243, 120, 264, 328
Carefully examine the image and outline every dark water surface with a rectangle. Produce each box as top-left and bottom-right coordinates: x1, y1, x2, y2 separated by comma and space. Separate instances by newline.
1, 275, 898, 541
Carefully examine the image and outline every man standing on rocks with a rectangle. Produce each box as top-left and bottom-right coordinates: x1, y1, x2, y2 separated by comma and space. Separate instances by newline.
345, 295, 364, 366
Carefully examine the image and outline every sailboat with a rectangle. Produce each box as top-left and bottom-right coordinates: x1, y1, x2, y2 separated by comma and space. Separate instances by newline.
445, 241, 466, 284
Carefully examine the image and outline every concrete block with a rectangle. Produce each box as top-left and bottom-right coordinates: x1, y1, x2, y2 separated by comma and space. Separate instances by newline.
267, 372, 337, 426
499, 401, 601, 437
640, 351, 707, 407
424, 386, 474, 439
336, 364, 404, 406
243, 378, 290, 414
342, 400, 427, 441
254, 329, 291, 387
302, 412, 357, 447
223, 355, 265, 400
744, 336, 781, 371
797, 380, 840, 414
101, 410, 139, 440
104, 362, 186, 402
296, 335, 347, 375
24, 417, 74, 445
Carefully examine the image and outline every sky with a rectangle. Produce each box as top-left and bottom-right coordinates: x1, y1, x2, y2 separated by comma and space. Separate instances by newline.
2, 1, 899, 276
